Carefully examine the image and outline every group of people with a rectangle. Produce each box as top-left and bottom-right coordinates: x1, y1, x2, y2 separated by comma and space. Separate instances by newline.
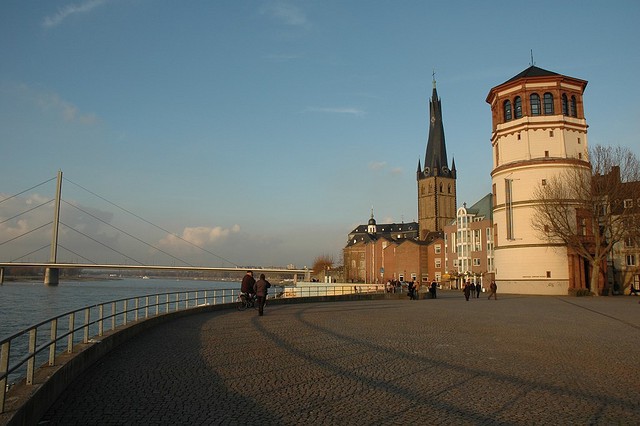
463, 280, 497, 301
384, 279, 439, 300
240, 270, 271, 316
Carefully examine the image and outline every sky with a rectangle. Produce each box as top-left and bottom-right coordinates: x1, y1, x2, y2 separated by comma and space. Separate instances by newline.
1, 0, 639, 270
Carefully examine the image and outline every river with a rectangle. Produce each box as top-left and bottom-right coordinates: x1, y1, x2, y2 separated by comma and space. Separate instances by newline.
0, 278, 242, 342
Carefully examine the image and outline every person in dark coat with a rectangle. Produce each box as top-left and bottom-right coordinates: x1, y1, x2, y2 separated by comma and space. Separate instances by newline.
241, 270, 255, 301
430, 281, 437, 299
488, 281, 498, 300
253, 273, 271, 316
475, 282, 482, 298
464, 281, 472, 301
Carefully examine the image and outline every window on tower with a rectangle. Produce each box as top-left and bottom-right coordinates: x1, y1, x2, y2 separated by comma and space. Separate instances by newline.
530, 93, 541, 115
543, 92, 554, 115
503, 100, 512, 121
514, 96, 522, 118
562, 94, 569, 115
570, 96, 577, 117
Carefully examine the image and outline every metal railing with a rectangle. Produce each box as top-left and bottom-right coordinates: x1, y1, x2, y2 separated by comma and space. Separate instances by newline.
0, 284, 381, 413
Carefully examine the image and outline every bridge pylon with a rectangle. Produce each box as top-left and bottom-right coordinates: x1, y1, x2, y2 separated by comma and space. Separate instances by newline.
45, 170, 63, 286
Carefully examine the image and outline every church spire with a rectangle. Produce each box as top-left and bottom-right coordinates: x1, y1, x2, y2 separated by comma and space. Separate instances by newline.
423, 77, 452, 178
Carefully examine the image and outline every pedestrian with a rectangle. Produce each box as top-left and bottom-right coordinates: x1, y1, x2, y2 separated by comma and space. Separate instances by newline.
430, 281, 437, 299
408, 280, 415, 300
240, 270, 255, 302
464, 281, 471, 301
253, 273, 271, 316
475, 282, 481, 298
488, 281, 497, 300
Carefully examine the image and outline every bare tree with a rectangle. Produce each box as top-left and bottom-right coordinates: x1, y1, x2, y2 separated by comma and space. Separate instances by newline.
312, 254, 334, 276
531, 145, 640, 295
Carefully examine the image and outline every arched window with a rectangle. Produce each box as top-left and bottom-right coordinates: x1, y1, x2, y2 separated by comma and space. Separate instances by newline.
561, 94, 569, 115
570, 96, 577, 117
543, 92, 554, 115
530, 93, 541, 115
514, 96, 522, 118
448, 184, 451, 194
503, 100, 512, 121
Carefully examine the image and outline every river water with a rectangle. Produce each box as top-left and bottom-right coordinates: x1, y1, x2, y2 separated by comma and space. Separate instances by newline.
0, 278, 241, 342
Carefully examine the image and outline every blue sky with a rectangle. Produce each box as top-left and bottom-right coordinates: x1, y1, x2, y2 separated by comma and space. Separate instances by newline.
1, 0, 639, 269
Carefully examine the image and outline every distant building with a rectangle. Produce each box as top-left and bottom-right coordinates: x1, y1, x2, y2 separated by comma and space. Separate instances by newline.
344, 78, 455, 284
604, 166, 640, 294
417, 79, 457, 237
443, 194, 495, 290
486, 65, 591, 294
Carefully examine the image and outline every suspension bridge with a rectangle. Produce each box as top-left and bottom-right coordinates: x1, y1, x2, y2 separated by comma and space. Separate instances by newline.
0, 171, 309, 285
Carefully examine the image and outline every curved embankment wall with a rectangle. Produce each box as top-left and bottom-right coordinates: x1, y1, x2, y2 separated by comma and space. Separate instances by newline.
2, 292, 385, 426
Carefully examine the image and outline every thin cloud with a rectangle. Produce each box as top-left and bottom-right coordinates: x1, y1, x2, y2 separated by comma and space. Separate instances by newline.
263, 1, 308, 27
369, 161, 387, 171
159, 225, 241, 249
42, 0, 107, 29
305, 107, 366, 117
15, 84, 99, 124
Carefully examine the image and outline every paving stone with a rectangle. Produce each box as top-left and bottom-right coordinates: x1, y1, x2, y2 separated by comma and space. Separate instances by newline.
39, 291, 640, 425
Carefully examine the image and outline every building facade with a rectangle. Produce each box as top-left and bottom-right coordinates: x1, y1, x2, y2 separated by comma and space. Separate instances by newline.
486, 66, 591, 295
443, 194, 495, 290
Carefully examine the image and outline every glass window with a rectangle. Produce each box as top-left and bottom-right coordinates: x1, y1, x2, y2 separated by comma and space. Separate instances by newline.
624, 199, 633, 208
435, 244, 442, 254
627, 255, 636, 266
503, 100, 512, 121
570, 96, 577, 117
514, 96, 522, 118
562, 94, 569, 115
530, 93, 541, 115
543, 92, 554, 115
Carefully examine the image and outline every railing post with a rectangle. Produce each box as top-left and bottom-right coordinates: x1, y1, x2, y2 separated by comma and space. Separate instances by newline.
156, 295, 159, 315
123, 300, 128, 325
49, 318, 57, 366
111, 302, 116, 331
83, 308, 90, 343
145, 296, 149, 319
1, 340, 10, 413
165, 294, 169, 313
98, 304, 104, 336
175, 293, 179, 312
26, 329, 36, 385
67, 313, 74, 353
134, 298, 139, 322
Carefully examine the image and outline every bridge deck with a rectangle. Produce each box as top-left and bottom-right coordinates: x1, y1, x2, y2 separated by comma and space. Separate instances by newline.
40, 291, 640, 425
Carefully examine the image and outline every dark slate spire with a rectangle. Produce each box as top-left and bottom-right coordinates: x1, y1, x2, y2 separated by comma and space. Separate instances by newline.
423, 78, 452, 178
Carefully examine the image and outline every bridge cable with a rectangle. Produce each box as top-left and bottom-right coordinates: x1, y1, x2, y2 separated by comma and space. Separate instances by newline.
60, 221, 145, 265
10, 244, 50, 262
64, 177, 241, 267
0, 176, 57, 205
0, 222, 53, 246
0, 199, 54, 225
58, 244, 97, 264
62, 201, 193, 266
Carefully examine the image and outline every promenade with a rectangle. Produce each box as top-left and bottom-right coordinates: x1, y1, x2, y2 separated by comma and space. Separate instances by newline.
40, 291, 640, 425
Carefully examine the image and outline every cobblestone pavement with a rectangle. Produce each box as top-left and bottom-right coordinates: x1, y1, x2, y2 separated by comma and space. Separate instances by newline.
40, 291, 640, 425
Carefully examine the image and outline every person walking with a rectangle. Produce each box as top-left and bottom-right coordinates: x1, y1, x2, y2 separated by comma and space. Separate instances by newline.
430, 281, 437, 299
464, 281, 472, 301
488, 281, 498, 300
475, 282, 482, 298
253, 273, 271, 316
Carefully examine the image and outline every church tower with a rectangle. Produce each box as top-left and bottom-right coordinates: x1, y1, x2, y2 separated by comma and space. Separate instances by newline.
417, 78, 457, 239
486, 65, 589, 295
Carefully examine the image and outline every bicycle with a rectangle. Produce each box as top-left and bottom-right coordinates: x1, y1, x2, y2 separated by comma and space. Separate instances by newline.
237, 293, 257, 311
